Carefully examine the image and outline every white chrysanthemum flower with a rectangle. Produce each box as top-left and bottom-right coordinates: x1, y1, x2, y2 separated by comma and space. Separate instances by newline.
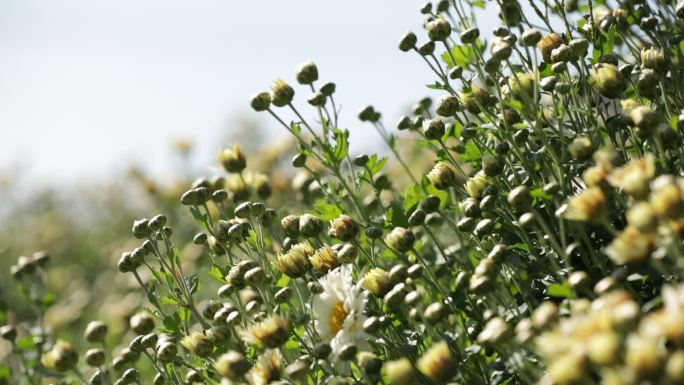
312, 264, 369, 372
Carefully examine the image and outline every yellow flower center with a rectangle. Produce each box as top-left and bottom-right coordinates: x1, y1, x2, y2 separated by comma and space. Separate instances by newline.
330, 301, 348, 336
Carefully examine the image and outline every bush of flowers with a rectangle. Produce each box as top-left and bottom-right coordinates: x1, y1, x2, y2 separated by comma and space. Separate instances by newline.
4, 0, 684, 384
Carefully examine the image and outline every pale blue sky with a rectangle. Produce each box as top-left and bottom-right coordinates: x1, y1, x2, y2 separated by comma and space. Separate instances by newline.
0, 1, 495, 184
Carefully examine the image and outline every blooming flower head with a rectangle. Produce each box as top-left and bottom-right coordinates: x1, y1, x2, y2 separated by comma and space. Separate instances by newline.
312, 265, 368, 372
563, 187, 607, 223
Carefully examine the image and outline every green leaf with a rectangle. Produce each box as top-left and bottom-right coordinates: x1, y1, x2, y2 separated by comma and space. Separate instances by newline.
366, 155, 388, 175
547, 282, 572, 298
162, 313, 182, 333
530, 187, 551, 202
402, 182, 424, 212
602, 25, 616, 56
186, 274, 199, 295
208, 265, 225, 283
16, 336, 35, 350
332, 128, 349, 162
314, 198, 343, 221
441, 41, 481, 68
426, 82, 446, 90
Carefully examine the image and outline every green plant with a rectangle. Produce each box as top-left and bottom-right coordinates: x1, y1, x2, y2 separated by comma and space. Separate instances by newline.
4, 1, 684, 384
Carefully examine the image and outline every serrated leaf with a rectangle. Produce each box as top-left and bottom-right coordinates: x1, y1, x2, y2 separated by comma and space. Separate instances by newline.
547, 282, 572, 298
314, 198, 343, 221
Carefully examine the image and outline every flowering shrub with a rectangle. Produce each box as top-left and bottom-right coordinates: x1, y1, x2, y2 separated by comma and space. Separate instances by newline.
4, 1, 684, 384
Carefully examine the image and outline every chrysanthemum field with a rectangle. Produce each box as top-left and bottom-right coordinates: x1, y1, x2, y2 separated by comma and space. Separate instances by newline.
4, 1, 684, 384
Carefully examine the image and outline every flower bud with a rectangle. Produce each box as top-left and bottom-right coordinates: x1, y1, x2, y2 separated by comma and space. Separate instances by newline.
507, 185, 530, 210
434, 95, 459, 117
423, 118, 445, 140
320, 82, 336, 96
215, 351, 251, 380
477, 316, 511, 345
85, 348, 106, 367
568, 137, 593, 160
417, 341, 457, 383
132, 218, 151, 239
563, 187, 607, 223
270, 79, 295, 107
363, 268, 391, 297
0, 325, 17, 342
329, 215, 358, 241
299, 214, 323, 237
217, 145, 246, 173
460, 27, 479, 44
83, 320, 108, 343
384, 358, 415, 385
244, 266, 266, 287
276, 243, 312, 278
250, 92, 271, 111
426, 18, 451, 41
384, 227, 415, 253
418, 41, 436, 56
498, 0, 522, 26
398, 31, 417, 52
641, 47, 667, 75
537, 33, 562, 62
424, 302, 448, 323
550, 44, 572, 63
589, 63, 626, 99
629, 105, 660, 137
465, 174, 489, 198
482, 155, 504, 176
41, 340, 78, 372
181, 332, 213, 357
521, 28, 542, 46
408, 209, 426, 226
310, 245, 339, 272
358, 351, 382, 375
295, 61, 318, 85
156, 341, 177, 363
427, 162, 456, 190
130, 312, 155, 335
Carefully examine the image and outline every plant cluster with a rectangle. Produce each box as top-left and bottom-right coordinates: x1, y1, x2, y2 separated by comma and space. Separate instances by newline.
3, 0, 684, 384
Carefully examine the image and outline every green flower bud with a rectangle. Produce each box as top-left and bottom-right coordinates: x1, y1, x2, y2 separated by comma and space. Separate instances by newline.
589, 63, 626, 98
250, 92, 271, 111
482, 154, 504, 176
320, 82, 336, 96
363, 268, 392, 297
424, 302, 448, 323
537, 33, 562, 62
418, 41, 436, 56
521, 28, 542, 46
427, 18, 451, 41
281, 214, 300, 237
434, 95, 459, 117
550, 44, 572, 63
385, 227, 415, 253
460, 27, 479, 44
629, 105, 660, 137
270, 79, 295, 107
358, 105, 380, 122
358, 352, 382, 375
384, 358, 415, 385
441, 68, 460, 84
568, 136, 594, 160
417, 341, 457, 383
215, 351, 250, 380
507, 185, 530, 209
217, 145, 247, 173
156, 341, 177, 363
85, 348, 106, 367
295, 61, 318, 85
365, 226, 383, 239
299, 214, 323, 237
427, 162, 456, 190
307, 91, 326, 106
41, 340, 78, 372
474, 218, 494, 236
132, 218, 151, 239
398, 31, 418, 52
329, 215, 358, 241
84, 321, 108, 343
181, 331, 213, 357
130, 312, 155, 335
0, 325, 17, 342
